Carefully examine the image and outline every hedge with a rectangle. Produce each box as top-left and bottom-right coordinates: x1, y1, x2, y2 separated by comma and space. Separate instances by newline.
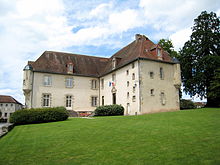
94, 104, 124, 116
10, 107, 69, 125
180, 99, 196, 110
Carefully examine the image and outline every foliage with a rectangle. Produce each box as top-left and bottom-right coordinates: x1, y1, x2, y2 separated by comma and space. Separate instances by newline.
9, 107, 69, 125
0, 108, 220, 164
180, 99, 196, 110
94, 104, 124, 116
0, 111, 2, 118
208, 69, 220, 107
158, 39, 180, 59
179, 11, 220, 107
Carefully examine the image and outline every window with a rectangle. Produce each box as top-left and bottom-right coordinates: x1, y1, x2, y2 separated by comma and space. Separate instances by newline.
42, 94, 51, 107
150, 89, 154, 96
6, 104, 8, 107
133, 86, 135, 93
160, 67, 164, 79
112, 58, 116, 70
43, 75, 52, 86
0, 104, 2, 106
157, 48, 162, 57
160, 92, 166, 105
126, 70, 129, 75
91, 96, 98, 107
132, 73, 135, 80
150, 72, 154, 79
112, 93, 116, 104
102, 96, 104, 106
66, 77, 73, 88
112, 74, 116, 82
132, 96, 136, 102
91, 80, 97, 89
101, 79, 104, 89
67, 63, 73, 74
127, 92, 130, 99
127, 81, 129, 87
132, 62, 135, 68
66, 95, 72, 107
4, 113, 7, 117
11, 104, 13, 107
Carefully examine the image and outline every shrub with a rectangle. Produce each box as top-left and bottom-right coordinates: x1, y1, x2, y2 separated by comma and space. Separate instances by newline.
10, 107, 69, 125
94, 104, 124, 116
180, 99, 196, 110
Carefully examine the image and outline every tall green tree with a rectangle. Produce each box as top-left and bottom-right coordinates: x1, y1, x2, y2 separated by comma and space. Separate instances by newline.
158, 39, 179, 59
179, 11, 220, 107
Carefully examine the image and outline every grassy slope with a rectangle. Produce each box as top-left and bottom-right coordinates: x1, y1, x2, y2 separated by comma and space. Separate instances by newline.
0, 108, 220, 165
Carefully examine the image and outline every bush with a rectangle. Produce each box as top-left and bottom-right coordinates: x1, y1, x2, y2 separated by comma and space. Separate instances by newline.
94, 104, 124, 116
10, 107, 69, 125
180, 99, 196, 110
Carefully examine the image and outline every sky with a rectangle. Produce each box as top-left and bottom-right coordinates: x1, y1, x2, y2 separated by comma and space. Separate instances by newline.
0, 0, 219, 104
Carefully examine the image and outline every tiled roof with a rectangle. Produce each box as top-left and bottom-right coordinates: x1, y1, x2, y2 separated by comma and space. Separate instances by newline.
28, 34, 176, 77
0, 95, 22, 105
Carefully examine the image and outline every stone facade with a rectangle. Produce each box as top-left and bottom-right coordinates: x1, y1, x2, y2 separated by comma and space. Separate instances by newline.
23, 34, 181, 116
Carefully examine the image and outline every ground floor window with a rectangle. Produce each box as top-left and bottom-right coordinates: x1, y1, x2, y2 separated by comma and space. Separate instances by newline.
42, 94, 51, 107
91, 96, 98, 107
102, 96, 104, 106
66, 95, 72, 107
4, 113, 7, 117
160, 92, 166, 105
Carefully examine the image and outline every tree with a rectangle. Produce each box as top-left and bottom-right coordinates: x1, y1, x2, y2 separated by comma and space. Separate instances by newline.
158, 39, 179, 59
208, 69, 220, 106
179, 11, 220, 107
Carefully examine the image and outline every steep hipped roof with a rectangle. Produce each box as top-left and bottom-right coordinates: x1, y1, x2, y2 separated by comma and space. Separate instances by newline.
28, 34, 176, 77
0, 95, 22, 105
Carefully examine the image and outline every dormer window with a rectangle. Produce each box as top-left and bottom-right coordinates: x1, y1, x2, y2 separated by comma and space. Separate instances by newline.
112, 57, 116, 70
67, 63, 73, 74
157, 48, 162, 60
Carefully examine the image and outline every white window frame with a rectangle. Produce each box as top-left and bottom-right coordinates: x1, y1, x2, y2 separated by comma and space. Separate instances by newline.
66, 77, 73, 88
43, 75, 52, 86
42, 94, 51, 107
66, 95, 72, 107
91, 96, 98, 107
91, 80, 97, 89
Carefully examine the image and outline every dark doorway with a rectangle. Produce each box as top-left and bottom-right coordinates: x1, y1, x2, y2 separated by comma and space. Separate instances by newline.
102, 96, 104, 106
112, 93, 116, 104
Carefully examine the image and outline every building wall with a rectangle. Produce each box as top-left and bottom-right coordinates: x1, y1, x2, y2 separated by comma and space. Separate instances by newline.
31, 72, 99, 112
100, 61, 140, 115
139, 60, 181, 114
0, 103, 22, 119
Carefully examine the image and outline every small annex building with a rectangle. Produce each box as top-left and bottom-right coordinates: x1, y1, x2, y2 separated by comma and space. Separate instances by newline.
23, 34, 181, 116
0, 95, 23, 120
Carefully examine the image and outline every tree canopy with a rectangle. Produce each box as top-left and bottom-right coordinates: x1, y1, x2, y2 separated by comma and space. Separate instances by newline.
179, 11, 220, 107
158, 39, 179, 59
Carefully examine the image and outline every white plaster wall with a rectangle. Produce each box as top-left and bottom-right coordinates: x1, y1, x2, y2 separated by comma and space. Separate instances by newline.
32, 72, 99, 111
100, 61, 140, 115
139, 60, 180, 114
0, 103, 22, 119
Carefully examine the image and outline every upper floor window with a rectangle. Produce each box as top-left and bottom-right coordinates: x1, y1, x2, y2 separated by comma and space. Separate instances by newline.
157, 48, 162, 57
132, 95, 136, 102
42, 94, 51, 107
91, 80, 98, 89
150, 89, 154, 96
6, 104, 8, 107
101, 79, 104, 89
132, 62, 135, 68
127, 92, 130, 99
133, 86, 135, 93
0, 104, 2, 107
66, 95, 72, 107
91, 96, 98, 107
11, 104, 13, 107
160, 67, 164, 80
126, 70, 129, 75
67, 63, 73, 74
112, 74, 116, 82
127, 81, 129, 87
66, 77, 73, 88
132, 73, 135, 80
150, 71, 154, 79
43, 75, 52, 86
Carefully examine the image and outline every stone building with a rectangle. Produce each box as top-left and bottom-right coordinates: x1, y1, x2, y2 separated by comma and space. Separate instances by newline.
23, 34, 181, 116
0, 95, 23, 120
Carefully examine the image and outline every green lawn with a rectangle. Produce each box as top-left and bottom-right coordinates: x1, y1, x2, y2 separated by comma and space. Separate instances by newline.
0, 108, 220, 165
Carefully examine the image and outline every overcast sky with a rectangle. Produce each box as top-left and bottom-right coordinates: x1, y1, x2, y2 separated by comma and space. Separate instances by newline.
0, 0, 219, 103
